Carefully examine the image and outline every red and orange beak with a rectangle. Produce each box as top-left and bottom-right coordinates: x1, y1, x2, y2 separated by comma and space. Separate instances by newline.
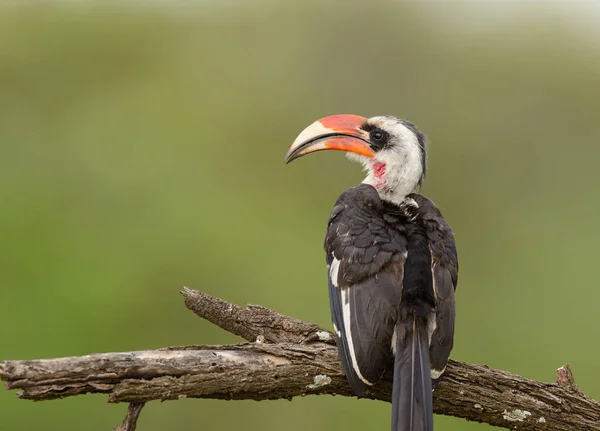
284, 114, 375, 164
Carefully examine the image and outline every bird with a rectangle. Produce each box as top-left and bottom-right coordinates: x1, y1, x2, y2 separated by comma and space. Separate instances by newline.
284, 114, 458, 431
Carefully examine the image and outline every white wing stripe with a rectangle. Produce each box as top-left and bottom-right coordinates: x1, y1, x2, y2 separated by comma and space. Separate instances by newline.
329, 257, 340, 287
341, 288, 374, 386
431, 367, 446, 379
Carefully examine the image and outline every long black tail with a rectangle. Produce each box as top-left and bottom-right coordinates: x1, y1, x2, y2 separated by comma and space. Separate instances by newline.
391, 317, 433, 431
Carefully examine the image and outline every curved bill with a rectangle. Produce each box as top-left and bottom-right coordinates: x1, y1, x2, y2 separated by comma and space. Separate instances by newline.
284, 114, 375, 164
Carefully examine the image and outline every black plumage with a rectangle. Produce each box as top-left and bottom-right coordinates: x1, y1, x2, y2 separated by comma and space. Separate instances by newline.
325, 184, 457, 431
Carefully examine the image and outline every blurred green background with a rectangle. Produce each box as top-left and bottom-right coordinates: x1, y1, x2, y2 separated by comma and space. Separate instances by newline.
2, 1, 600, 430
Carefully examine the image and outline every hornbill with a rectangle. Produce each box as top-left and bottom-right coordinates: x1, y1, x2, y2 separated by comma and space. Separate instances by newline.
284, 114, 458, 431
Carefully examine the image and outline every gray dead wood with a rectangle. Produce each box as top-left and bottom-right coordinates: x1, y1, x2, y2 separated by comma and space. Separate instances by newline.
1, 287, 599, 431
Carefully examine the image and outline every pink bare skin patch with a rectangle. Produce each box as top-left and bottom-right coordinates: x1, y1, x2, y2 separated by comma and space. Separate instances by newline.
374, 162, 386, 188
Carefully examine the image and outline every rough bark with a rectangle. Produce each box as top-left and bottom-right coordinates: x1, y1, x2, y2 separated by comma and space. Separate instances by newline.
114, 403, 145, 431
1, 287, 599, 431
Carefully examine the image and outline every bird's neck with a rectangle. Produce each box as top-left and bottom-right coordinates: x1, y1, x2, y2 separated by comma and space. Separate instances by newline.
362, 161, 421, 206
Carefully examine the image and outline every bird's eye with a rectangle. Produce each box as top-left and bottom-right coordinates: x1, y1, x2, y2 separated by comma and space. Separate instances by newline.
369, 128, 388, 148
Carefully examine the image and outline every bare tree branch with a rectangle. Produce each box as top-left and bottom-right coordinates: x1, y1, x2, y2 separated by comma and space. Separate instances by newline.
1, 288, 599, 431
182, 287, 334, 345
114, 403, 145, 431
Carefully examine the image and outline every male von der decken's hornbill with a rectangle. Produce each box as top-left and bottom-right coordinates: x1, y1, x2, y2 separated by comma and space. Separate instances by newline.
284, 115, 458, 431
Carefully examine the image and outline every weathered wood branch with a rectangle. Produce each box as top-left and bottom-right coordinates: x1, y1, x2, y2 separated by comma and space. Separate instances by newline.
1, 288, 599, 431
114, 403, 145, 431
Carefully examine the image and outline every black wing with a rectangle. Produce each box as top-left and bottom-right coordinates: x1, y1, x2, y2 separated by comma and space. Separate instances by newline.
325, 184, 407, 395
410, 194, 458, 380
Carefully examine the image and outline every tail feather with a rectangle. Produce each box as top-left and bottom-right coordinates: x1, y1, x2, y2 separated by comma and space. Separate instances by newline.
392, 318, 433, 431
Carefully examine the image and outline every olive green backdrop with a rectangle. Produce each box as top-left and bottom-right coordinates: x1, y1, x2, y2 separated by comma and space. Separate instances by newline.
1, 1, 600, 430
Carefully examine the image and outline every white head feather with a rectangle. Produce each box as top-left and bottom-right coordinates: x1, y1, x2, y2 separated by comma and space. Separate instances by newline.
348, 116, 427, 205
